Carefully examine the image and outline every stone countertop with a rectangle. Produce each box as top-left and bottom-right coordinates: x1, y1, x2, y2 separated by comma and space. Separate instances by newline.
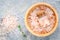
0, 0, 60, 40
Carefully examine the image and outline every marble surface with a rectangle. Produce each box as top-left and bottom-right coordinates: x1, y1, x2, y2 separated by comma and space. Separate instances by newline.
0, 0, 60, 40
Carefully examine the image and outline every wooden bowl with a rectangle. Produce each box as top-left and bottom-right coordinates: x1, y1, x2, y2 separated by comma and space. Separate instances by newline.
25, 2, 58, 37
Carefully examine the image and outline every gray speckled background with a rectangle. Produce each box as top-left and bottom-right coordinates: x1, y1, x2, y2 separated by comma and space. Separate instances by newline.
0, 0, 60, 40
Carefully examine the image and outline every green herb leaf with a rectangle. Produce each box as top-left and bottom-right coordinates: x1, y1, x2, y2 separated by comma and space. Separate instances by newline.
18, 25, 21, 31
22, 32, 27, 37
